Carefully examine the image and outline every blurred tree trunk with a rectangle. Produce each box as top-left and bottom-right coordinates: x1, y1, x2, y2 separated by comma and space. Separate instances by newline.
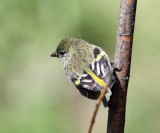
107, 0, 137, 133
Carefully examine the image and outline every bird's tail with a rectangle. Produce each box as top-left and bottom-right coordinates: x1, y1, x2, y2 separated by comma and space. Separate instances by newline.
102, 96, 108, 108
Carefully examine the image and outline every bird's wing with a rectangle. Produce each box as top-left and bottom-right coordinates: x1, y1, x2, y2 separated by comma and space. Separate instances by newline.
83, 67, 106, 87
72, 47, 112, 93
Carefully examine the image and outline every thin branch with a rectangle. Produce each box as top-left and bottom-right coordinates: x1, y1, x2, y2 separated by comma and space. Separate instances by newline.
88, 0, 137, 132
107, 0, 137, 133
88, 85, 108, 133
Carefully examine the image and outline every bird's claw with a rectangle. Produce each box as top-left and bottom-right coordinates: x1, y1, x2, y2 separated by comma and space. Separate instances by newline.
111, 60, 122, 72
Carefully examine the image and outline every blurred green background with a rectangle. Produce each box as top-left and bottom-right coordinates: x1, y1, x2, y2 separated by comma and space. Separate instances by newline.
0, 0, 160, 133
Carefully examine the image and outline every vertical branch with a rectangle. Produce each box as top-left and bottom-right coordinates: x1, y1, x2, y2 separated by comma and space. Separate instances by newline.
107, 0, 137, 133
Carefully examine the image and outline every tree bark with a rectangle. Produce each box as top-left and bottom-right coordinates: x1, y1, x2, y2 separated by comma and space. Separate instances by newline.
107, 0, 137, 133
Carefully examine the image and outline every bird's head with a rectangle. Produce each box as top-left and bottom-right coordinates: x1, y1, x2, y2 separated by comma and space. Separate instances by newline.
50, 37, 86, 58
51, 38, 81, 67
50, 38, 73, 58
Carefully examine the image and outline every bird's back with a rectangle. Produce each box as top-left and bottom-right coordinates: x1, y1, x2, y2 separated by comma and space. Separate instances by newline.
66, 42, 113, 92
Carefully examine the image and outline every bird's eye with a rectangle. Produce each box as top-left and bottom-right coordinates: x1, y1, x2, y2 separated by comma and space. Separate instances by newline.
60, 52, 66, 56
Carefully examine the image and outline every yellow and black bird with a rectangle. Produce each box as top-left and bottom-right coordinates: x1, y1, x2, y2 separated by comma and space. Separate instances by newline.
50, 38, 114, 107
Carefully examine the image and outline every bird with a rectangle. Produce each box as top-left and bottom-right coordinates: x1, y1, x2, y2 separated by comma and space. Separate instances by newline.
50, 38, 114, 107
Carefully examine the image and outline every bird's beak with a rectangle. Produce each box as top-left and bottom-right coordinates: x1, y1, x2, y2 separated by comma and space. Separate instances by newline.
50, 51, 58, 57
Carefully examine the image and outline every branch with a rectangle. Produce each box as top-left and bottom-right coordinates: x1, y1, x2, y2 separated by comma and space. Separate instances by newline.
88, 85, 108, 133
107, 0, 137, 133
87, 0, 137, 132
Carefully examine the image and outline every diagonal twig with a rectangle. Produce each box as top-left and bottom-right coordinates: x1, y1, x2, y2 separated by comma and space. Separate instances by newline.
88, 0, 137, 132
88, 85, 108, 133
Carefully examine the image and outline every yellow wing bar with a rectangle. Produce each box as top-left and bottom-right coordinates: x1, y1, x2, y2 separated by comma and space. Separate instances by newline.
84, 67, 107, 87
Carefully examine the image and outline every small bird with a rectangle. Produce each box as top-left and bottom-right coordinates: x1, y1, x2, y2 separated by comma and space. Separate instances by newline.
50, 38, 114, 107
